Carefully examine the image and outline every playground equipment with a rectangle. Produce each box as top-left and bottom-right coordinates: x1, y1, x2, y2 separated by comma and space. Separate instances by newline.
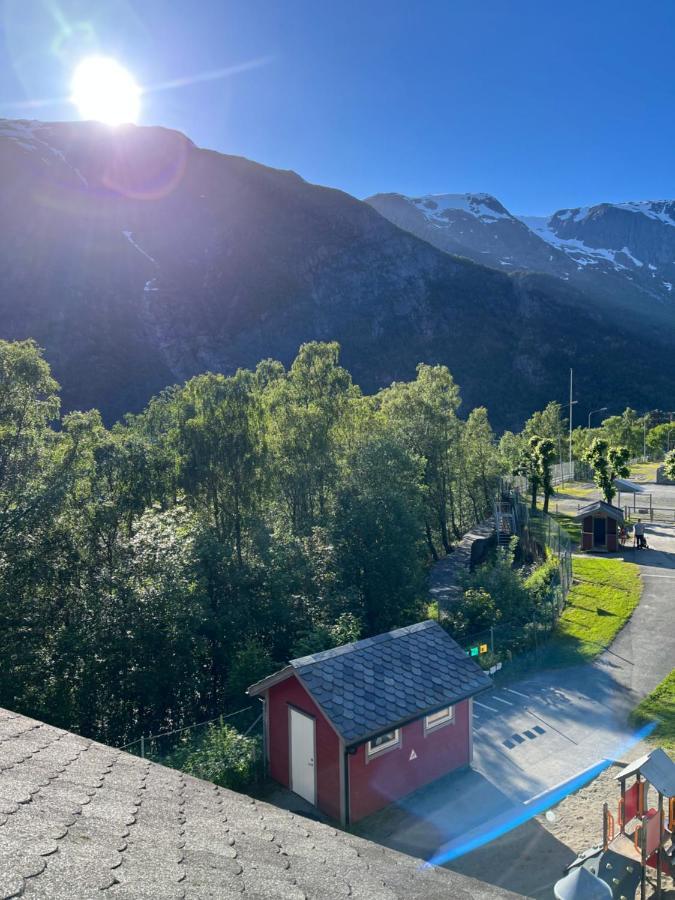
554, 748, 675, 899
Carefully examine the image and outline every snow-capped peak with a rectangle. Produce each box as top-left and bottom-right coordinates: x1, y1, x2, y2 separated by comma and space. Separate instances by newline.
410, 192, 512, 225
612, 200, 675, 227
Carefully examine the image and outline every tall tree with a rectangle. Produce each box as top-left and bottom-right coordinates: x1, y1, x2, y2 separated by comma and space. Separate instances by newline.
263, 342, 355, 533
377, 364, 462, 558
662, 449, 675, 481
600, 408, 643, 458
331, 426, 426, 633
461, 407, 501, 520
583, 438, 630, 504
176, 370, 266, 567
517, 436, 556, 512
523, 401, 566, 463
0, 339, 61, 549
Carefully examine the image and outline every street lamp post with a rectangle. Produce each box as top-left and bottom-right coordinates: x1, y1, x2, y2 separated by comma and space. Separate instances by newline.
588, 406, 608, 429
568, 369, 579, 478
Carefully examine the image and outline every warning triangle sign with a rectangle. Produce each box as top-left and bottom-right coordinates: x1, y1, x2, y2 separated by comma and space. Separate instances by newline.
409, 749, 417, 761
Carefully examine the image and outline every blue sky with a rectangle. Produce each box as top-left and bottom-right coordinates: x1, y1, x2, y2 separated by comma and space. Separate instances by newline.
2, 0, 675, 214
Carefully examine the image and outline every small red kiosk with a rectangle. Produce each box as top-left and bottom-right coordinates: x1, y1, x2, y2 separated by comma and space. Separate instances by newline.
248, 620, 491, 824
575, 500, 624, 553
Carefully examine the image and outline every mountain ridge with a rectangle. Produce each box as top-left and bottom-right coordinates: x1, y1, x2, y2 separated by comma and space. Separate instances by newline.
2, 118, 674, 430
367, 191, 675, 311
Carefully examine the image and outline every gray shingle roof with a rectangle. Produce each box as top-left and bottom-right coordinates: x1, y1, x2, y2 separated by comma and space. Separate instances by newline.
574, 500, 624, 522
0, 707, 516, 899
254, 621, 491, 745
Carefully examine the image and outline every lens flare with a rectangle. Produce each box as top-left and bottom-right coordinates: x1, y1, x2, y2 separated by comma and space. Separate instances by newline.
70, 56, 140, 125
422, 720, 657, 869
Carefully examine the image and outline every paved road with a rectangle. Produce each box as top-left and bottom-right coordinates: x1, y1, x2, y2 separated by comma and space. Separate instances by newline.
357, 517, 675, 890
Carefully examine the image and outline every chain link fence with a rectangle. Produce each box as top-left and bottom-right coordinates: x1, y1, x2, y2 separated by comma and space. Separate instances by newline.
461, 616, 606, 682
508, 487, 573, 601
119, 706, 264, 781
452, 482, 577, 680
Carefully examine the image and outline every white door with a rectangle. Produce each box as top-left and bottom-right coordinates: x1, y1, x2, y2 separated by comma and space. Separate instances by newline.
290, 708, 316, 805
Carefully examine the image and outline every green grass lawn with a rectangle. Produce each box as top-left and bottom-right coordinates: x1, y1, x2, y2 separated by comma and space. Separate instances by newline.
549, 510, 582, 546
554, 483, 597, 499
547, 557, 642, 665
630, 669, 675, 754
533, 500, 582, 546
628, 461, 660, 482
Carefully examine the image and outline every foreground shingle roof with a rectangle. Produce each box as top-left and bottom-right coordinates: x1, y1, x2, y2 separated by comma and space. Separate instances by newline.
0, 707, 516, 899
250, 621, 492, 744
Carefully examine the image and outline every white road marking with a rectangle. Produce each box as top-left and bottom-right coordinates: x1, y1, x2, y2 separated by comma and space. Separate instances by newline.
492, 696, 514, 706
504, 688, 530, 699
474, 701, 499, 712
524, 760, 607, 805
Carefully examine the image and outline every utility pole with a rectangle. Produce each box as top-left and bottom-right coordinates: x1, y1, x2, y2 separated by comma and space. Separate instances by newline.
568, 368, 573, 475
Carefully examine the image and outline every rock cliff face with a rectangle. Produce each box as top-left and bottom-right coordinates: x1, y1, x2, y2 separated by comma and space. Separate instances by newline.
367, 192, 571, 275
368, 191, 675, 309
1, 119, 674, 429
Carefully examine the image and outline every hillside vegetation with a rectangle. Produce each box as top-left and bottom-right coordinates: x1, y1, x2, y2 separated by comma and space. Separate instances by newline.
0, 338, 503, 747
3, 120, 675, 430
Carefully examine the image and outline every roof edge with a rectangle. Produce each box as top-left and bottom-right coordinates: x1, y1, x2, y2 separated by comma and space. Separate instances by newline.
246, 665, 294, 696
290, 620, 437, 669
574, 500, 624, 520
344, 680, 491, 747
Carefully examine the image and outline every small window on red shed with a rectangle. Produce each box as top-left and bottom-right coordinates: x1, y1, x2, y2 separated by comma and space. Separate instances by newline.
424, 706, 454, 733
367, 729, 401, 757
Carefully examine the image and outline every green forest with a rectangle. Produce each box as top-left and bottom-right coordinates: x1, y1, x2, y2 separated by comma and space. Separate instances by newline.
1, 338, 505, 748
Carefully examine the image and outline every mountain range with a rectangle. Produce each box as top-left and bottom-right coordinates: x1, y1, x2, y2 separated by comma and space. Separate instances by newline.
1, 118, 674, 430
366, 192, 675, 313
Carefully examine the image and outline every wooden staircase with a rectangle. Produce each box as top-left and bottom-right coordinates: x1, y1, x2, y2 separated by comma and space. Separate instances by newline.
494, 500, 515, 548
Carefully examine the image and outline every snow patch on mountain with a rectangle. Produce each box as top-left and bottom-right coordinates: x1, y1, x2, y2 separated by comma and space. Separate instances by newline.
0, 119, 88, 186
614, 201, 675, 227
411, 193, 511, 225
517, 215, 648, 273
122, 230, 157, 265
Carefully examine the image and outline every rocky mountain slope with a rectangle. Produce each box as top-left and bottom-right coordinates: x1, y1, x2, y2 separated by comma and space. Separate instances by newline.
366, 192, 571, 276
367, 192, 675, 310
2, 119, 674, 429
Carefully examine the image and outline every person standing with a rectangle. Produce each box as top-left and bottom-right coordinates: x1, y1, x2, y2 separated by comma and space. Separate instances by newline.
634, 519, 646, 549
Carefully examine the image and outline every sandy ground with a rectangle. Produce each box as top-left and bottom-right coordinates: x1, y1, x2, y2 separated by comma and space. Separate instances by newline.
450, 741, 675, 898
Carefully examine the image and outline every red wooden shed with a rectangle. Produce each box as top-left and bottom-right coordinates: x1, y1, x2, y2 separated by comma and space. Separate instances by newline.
247, 620, 491, 824
574, 500, 624, 552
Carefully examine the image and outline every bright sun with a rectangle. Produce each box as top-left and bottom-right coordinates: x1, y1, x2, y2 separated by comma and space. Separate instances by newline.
70, 57, 141, 126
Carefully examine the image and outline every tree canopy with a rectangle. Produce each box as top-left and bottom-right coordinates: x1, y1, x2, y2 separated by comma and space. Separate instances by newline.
0, 339, 504, 747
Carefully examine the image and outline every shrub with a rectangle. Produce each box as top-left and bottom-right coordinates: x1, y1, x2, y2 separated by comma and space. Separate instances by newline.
291, 612, 361, 658
444, 588, 500, 643
227, 639, 275, 704
182, 723, 260, 790
524, 553, 559, 606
